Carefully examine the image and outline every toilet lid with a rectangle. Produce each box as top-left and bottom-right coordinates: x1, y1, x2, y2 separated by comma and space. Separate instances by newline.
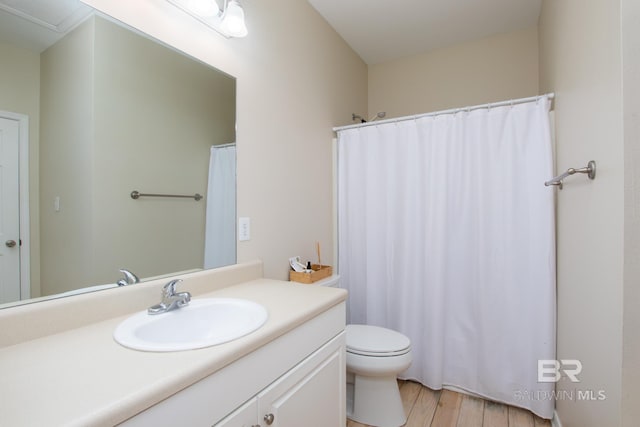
346, 324, 411, 357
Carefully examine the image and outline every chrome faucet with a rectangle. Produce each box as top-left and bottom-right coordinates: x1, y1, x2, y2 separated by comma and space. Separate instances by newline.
148, 279, 191, 315
117, 269, 140, 287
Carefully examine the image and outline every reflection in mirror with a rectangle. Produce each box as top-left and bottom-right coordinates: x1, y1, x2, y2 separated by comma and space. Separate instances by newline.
0, 0, 237, 307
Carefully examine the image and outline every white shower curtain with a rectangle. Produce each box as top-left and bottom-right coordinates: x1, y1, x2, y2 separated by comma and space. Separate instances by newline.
204, 143, 236, 269
337, 98, 556, 419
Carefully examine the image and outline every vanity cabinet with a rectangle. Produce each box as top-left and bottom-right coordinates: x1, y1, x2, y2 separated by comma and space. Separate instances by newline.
215, 398, 258, 427
0, 262, 349, 427
120, 303, 346, 427
216, 332, 345, 427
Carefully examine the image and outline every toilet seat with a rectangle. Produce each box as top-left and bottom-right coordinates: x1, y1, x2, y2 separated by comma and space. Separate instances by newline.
346, 324, 411, 357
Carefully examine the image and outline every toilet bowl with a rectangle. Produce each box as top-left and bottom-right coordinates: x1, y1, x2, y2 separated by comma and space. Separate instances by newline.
314, 275, 412, 427
346, 324, 412, 427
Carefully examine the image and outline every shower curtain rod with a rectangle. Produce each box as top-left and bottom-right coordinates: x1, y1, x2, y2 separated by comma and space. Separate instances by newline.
333, 93, 555, 132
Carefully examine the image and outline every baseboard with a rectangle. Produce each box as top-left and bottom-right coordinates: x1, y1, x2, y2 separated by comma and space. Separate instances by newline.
552, 410, 562, 427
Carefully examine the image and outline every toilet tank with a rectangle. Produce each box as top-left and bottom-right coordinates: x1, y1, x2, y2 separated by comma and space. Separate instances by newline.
312, 275, 340, 288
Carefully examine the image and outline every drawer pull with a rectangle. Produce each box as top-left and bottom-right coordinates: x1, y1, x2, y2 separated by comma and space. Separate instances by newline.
263, 413, 275, 425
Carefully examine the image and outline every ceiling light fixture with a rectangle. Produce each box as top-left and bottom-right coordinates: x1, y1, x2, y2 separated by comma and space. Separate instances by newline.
186, 0, 220, 17
220, 0, 248, 38
167, 0, 248, 38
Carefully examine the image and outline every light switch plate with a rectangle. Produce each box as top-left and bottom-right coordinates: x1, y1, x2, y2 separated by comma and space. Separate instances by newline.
238, 217, 250, 241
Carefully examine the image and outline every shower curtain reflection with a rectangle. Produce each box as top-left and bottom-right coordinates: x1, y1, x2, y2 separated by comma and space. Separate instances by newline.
204, 143, 236, 269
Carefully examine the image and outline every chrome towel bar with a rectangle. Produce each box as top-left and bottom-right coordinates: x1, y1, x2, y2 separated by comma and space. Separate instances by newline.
130, 190, 203, 201
545, 160, 596, 190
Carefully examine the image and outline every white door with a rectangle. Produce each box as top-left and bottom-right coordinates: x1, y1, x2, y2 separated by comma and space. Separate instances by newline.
0, 117, 21, 303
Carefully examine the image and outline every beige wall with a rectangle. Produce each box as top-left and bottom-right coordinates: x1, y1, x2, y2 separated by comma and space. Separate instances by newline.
368, 26, 539, 118
622, 0, 640, 425
0, 42, 41, 297
40, 18, 95, 295
539, 0, 624, 426
82, 0, 368, 280
0, 43, 40, 116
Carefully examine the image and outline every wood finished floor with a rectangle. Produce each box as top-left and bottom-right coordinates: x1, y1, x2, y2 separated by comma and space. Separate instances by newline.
347, 380, 552, 427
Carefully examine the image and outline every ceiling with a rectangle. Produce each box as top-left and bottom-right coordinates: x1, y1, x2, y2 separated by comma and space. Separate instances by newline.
1, 0, 542, 61
0, 0, 93, 52
307, 0, 542, 65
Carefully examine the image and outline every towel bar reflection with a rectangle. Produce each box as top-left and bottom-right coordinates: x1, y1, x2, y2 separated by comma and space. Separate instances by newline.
130, 190, 203, 201
545, 160, 596, 190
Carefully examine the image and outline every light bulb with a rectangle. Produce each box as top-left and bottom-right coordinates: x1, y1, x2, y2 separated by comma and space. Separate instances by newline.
221, 0, 248, 37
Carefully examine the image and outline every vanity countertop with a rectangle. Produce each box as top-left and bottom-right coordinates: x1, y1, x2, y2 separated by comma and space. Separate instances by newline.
0, 278, 347, 427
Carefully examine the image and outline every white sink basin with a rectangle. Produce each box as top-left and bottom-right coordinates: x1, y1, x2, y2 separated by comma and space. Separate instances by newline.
113, 298, 268, 352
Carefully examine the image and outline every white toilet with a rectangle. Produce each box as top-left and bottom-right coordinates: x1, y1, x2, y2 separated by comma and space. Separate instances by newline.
314, 276, 413, 427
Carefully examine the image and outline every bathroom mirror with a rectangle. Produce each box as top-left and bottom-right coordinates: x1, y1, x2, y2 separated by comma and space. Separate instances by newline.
0, 0, 237, 307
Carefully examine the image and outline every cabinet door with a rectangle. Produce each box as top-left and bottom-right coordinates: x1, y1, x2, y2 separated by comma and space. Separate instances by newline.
257, 333, 345, 427
214, 398, 258, 427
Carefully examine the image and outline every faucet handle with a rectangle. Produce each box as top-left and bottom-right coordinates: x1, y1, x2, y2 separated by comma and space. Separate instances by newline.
148, 279, 190, 314
118, 269, 140, 286
163, 279, 182, 297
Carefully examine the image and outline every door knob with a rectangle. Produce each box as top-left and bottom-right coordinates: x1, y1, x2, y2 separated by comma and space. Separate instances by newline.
263, 413, 275, 425
5, 240, 16, 248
